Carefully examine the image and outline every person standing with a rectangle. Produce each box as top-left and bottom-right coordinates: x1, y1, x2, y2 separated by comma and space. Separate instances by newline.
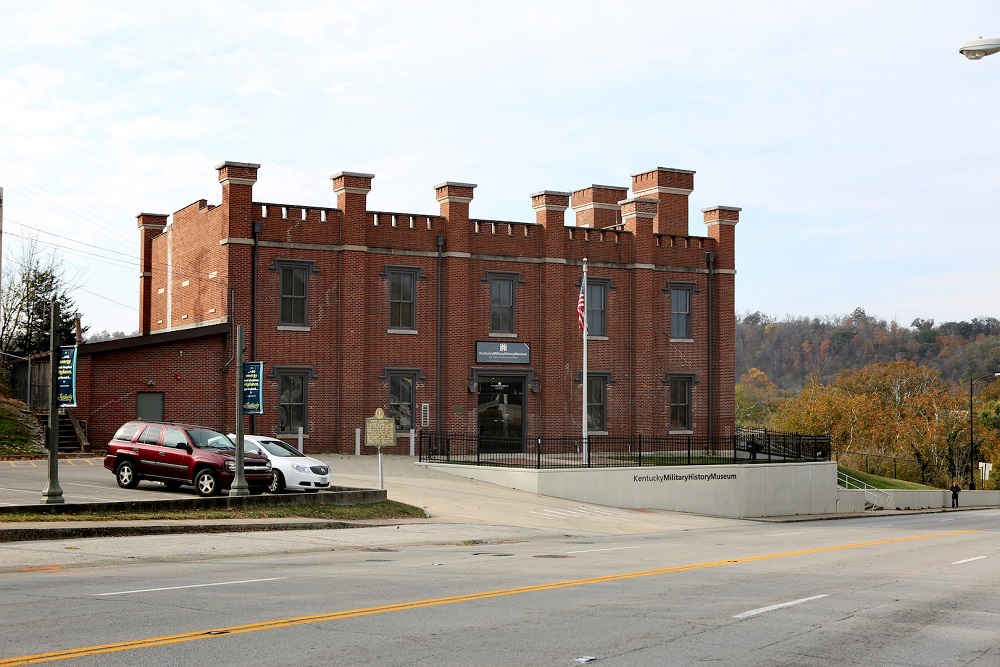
950, 481, 961, 508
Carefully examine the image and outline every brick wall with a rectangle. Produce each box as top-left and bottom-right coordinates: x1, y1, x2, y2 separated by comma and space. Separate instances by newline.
78, 162, 740, 455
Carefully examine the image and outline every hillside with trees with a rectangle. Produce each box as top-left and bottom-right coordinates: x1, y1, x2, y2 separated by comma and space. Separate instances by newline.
736, 309, 1000, 489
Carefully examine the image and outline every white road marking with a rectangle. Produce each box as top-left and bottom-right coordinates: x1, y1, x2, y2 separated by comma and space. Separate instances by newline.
868, 524, 895, 527
0, 487, 42, 495
952, 556, 987, 565
766, 532, 803, 536
565, 546, 641, 554
96, 577, 285, 596
939, 518, 959, 521
734, 594, 829, 620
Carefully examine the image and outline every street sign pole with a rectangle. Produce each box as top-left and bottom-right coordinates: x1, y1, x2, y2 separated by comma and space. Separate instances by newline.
230, 325, 249, 497
41, 298, 64, 504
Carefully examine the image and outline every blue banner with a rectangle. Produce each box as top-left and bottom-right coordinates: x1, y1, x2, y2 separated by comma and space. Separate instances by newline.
57, 346, 77, 407
242, 362, 264, 415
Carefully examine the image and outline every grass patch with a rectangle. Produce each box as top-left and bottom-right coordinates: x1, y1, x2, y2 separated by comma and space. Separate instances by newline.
838, 465, 935, 490
0, 500, 427, 523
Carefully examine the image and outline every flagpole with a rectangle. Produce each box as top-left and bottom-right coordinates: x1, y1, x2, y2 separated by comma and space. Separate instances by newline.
582, 258, 588, 464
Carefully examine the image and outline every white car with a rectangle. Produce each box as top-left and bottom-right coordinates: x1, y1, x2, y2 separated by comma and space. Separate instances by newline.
232, 434, 331, 493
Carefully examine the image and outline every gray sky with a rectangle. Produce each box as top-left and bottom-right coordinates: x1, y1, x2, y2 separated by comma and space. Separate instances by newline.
2, 1, 999, 335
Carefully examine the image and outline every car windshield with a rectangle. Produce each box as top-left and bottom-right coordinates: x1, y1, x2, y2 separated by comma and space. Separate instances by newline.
188, 428, 236, 451
253, 439, 304, 458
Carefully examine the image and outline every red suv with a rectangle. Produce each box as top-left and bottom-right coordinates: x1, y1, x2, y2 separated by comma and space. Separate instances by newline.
104, 420, 273, 496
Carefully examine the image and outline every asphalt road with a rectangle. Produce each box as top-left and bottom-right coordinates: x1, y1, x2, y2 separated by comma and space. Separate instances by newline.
2, 457, 998, 666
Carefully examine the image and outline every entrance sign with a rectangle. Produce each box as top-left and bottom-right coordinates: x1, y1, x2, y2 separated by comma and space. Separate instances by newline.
476, 341, 530, 364
365, 407, 397, 447
56, 346, 77, 407
242, 362, 264, 414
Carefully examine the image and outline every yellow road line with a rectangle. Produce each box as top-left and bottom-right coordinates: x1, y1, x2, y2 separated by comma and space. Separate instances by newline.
0, 529, 979, 666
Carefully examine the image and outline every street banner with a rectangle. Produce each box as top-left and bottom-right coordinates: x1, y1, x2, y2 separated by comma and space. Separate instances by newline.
242, 361, 264, 414
56, 346, 77, 407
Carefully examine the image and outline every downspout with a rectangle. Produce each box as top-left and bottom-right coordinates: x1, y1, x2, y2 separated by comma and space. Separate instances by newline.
250, 219, 260, 434
705, 251, 715, 441
435, 234, 444, 434
223, 288, 236, 369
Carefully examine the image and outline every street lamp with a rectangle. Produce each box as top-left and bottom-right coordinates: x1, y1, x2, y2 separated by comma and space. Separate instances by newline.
959, 37, 1000, 60
968, 372, 1000, 490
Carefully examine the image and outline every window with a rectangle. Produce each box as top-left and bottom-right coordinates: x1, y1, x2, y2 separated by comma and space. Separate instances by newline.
586, 279, 610, 337
669, 376, 692, 431
137, 425, 163, 445
275, 368, 311, 433
668, 283, 694, 339
271, 259, 317, 327
162, 428, 188, 448
381, 265, 424, 330
587, 376, 607, 432
280, 265, 307, 325
484, 271, 522, 335
388, 373, 415, 432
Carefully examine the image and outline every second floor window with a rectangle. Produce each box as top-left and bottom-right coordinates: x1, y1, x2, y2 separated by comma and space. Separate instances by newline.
489, 274, 516, 334
669, 283, 693, 339
587, 280, 608, 337
389, 270, 416, 330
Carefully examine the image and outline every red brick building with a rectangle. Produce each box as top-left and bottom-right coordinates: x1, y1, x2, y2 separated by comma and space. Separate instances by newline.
73, 161, 740, 454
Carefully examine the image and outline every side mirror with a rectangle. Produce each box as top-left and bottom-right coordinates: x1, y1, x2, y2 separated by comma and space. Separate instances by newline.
176, 443, 192, 453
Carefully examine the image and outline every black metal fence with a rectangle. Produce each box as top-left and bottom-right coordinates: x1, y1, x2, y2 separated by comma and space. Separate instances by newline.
418, 428, 830, 469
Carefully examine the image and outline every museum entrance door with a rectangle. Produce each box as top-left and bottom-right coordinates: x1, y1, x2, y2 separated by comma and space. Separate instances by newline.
477, 376, 525, 453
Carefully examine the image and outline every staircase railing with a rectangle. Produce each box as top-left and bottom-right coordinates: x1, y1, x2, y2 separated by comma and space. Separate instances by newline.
837, 470, 889, 511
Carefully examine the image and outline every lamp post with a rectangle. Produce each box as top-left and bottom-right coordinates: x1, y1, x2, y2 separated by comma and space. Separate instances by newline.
959, 37, 1000, 60
968, 373, 1000, 490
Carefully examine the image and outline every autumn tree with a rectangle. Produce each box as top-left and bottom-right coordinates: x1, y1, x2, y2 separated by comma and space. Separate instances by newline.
735, 368, 781, 427
773, 361, 965, 485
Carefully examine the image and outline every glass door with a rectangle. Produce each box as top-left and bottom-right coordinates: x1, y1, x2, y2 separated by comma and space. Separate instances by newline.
477, 377, 525, 453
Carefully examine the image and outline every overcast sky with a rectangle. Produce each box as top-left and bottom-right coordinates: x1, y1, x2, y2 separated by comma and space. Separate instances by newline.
2, 1, 999, 336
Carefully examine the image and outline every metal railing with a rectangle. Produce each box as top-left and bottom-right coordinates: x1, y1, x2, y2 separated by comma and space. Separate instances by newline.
837, 469, 889, 510
419, 428, 830, 469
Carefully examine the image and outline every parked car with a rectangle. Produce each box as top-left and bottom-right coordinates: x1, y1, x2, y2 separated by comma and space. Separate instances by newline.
104, 420, 273, 496
232, 434, 331, 493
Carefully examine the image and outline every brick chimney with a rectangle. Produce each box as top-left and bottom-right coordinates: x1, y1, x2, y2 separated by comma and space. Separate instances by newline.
620, 197, 658, 264
216, 161, 259, 238
436, 181, 476, 253
631, 167, 694, 236
136, 212, 168, 335
702, 205, 741, 270
331, 171, 374, 245
531, 190, 570, 256
571, 185, 628, 229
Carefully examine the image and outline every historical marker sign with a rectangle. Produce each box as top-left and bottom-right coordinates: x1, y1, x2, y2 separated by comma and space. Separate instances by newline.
365, 407, 396, 448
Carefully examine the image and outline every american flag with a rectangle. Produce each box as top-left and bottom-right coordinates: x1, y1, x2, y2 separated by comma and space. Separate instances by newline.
576, 281, 586, 333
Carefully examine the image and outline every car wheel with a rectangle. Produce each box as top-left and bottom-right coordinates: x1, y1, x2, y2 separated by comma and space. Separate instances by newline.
162, 481, 182, 491
194, 469, 220, 497
116, 461, 140, 489
268, 471, 284, 494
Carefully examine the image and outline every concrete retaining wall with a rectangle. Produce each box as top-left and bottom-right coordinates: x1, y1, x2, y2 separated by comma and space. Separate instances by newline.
419, 461, 839, 518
